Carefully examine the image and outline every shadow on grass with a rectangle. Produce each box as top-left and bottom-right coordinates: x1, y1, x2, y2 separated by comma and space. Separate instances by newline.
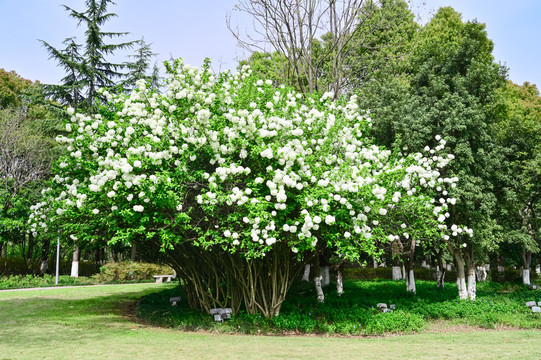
0, 286, 167, 346
137, 279, 541, 335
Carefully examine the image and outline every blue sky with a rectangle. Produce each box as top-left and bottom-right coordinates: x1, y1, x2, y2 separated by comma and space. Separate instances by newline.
1, 0, 540, 87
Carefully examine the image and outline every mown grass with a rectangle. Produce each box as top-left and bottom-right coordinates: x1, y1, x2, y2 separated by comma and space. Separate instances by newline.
138, 279, 541, 335
1, 283, 541, 359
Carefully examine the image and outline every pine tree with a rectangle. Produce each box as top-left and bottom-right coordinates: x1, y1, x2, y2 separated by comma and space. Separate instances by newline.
41, 0, 137, 111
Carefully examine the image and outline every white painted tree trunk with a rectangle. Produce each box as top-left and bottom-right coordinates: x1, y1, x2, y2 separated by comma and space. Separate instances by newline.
392, 266, 403, 280
485, 264, 490, 271
314, 275, 324, 303
336, 270, 343, 296
475, 266, 487, 282
372, 257, 378, 269
436, 268, 445, 288
406, 270, 416, 293
302, 264, 311, 281
536, 265, 540, 275
497, 265, 505, 274
421, 260, 427, 268
70, 245, 80, 278
402, 265, 406, 279
40, 259, 48, 275
446, 263, 452, 271
467, 268, 476, 301
523, 268, 531, 285
321, 266, 330, 287
457, 277, 467, 299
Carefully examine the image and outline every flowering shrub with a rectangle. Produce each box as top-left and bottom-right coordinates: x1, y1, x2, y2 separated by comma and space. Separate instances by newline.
29, 58, 470, 315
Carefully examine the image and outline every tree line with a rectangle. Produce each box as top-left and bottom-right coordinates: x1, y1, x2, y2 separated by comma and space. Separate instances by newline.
0, 0, 539, 310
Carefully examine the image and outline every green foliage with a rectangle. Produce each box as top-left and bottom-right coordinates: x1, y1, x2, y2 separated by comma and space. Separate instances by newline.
94, 261, 174, 282
0, 69, 33, 109
0, 274, 96, 290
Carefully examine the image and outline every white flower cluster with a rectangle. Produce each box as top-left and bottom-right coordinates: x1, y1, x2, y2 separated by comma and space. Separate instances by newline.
28, 58, 471, 259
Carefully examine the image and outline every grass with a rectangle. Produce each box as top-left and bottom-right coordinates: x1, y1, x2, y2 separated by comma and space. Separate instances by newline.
1, 282, 541, 359
138, 279, 541, 335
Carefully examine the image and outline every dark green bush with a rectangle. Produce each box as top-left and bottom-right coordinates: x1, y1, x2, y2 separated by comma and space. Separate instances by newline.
0, 274, 97, 290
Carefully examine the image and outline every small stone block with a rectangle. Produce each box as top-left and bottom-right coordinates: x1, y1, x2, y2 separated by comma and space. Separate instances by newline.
529, 284, 538, 290
376, 303, 387, 309
169, 297, 181, 303
526, 301, 537, 307
213, 314, 223, 322
210, 308, 220, 315
382, 308, 392, 313
222, 313, 231, 320
532, 306, 541, 313
538, 301, 541, 307
390, 304, 396, 310
223, 308, 233, 314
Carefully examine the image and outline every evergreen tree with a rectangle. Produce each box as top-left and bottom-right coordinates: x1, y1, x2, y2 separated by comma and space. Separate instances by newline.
41, 0, 137, 111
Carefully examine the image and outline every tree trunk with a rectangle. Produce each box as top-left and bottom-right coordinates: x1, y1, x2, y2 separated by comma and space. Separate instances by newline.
372, 257, 378, 269
521, 248, 532, 285
405, 239, 416, 293
391, 240, 403, 280
475, 266, 487, 282
70, 244, 80, 278
336, 267, 343, 296
302, 264, 311, 281
465, 249, 476, 300
450, 244, 468, 299
130, 241, 137, 262
313, 257, 324, 303
435, 248, 446, 288
392, 266, 403, 281
0, 243, 6, 259
321, 266, 330, 287
27, 233, 35, 261
40, 239, 51, 275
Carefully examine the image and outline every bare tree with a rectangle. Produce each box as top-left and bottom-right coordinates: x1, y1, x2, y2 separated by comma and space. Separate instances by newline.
227, 0, 417, 97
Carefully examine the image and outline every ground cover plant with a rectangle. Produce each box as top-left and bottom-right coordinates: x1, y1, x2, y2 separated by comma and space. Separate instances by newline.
137, 279, 541, 336
2, 283, 541, 360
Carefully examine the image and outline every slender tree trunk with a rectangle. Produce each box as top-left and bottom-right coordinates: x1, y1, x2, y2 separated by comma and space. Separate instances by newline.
130, 241, 137, 262
40, 239, 51, 275
336, 267, 343, 296
391, 240, 403, 280
71, 244, 80, 278
405, 239, 416, 293
321, 266, 330, 287
449, 244, 467, 299
313, 256, 324, 303
27, 233, 35, 261
464, 249, 476, 300
436, 248, 446, 288
0, 243, 6, 259
302, 264, 311, 281
521, 248, 532, 285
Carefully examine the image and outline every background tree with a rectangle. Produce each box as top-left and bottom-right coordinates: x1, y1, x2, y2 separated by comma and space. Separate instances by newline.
122, 37, 160, 91
358, 7, 507, 299
228, 0, 417, 97
40, 0, 137, 111
495, 81, 541, 284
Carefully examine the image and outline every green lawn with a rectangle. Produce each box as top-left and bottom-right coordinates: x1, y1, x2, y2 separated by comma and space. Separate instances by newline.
1, 283, 541, 360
